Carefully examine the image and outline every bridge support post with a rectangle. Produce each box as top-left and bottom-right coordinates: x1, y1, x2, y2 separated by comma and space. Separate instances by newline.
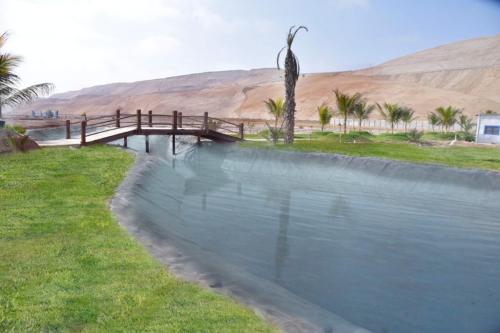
123, 136, 127, 148
136, 109, 142, 133
116, 109, 121, 128
203, 112, 208, 132
65, 120, 71, 139
172, 110, 178, 155
239, 123, 244, 140
148, 110, 152, 127
80, 120, 86, 145
145, 135, 150, 153
178, 112, 182, 128
197, 135, 201, 145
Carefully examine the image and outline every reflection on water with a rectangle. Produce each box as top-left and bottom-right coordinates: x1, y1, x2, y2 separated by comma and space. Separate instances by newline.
34, 131, 500, 333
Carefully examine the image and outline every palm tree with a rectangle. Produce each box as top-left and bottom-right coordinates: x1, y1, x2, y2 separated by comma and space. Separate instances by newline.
458, 114, 475, 134
400, 107, 416, 132
277, 26, 308, 144
0, 32, 54, 118
376, 103, 402, 134
353, 100, 375, 131
334, 89, 361, 134
435, 106, 460, 132
428, 112, 441, 132
264, 97, 285, 128
317, 104, 333, 132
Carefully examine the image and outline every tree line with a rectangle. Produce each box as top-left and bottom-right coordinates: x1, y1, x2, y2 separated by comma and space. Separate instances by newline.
265, 89, 478, 141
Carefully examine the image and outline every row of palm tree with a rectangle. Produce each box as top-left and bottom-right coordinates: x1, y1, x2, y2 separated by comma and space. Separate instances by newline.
321, 90, 417, 134
267, 94, 477, 138
0, 32, 54, 118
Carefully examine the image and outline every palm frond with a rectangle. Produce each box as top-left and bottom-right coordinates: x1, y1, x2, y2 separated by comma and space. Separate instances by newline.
276, 46, 286, 70
3, 83, 54, 107
289, 26, 308, 47
0, 31, 10, 50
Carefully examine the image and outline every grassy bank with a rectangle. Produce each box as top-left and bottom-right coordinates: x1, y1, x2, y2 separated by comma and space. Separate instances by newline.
242, 132, 500, 172
0, 146, 275, 332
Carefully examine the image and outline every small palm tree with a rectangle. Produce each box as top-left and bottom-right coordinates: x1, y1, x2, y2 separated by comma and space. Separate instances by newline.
334, 89, 361, 134
458, 114, 475, 134
435, 106, 460, 132
317, 104, 333, 132
376, 103, 402, 134
277, 26, 308, 144
428, 112, 441, 132
353, 101, 375, 131
0, 32, 54, 117
400, 107, 416, 132
264, 97, 285, 128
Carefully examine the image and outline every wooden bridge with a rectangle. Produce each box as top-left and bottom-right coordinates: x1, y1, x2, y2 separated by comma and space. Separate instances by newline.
37, 110, 244, 154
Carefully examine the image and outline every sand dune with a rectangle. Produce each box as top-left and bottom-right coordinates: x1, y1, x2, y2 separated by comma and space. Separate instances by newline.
14, 34, 500, 120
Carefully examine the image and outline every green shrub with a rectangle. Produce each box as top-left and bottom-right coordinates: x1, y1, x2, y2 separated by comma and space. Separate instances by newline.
6, 124, 26, 135
459, 132, 475, 142
407, 129, 424, 143
341, 131, 373, 143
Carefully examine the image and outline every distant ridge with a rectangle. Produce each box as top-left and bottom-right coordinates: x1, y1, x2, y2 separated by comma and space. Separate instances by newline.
15, 34, 500, 119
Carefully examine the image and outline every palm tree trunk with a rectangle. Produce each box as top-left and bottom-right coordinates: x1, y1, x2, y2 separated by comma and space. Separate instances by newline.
283, 51, 296, 144
344, 114, 347, 134
391, 123, 394, 134
359, 118, 362, 131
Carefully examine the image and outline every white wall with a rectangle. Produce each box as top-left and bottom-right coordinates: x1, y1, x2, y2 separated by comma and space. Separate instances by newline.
476, 115, 500, 144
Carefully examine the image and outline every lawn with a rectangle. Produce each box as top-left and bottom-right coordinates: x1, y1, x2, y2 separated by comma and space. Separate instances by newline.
242, 131, 500, 172
0, 146, 275, 332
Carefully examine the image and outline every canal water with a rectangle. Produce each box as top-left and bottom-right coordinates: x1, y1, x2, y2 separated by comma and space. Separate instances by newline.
35, 131, 500, 333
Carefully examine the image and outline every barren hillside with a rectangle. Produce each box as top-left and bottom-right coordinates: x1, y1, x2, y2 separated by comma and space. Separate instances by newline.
13, 34, 500, 120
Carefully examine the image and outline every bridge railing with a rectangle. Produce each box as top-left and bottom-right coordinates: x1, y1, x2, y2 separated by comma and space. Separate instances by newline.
78, 109, 244, 144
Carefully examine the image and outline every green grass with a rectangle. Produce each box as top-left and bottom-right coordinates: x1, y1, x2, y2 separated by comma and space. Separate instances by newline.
242, 133, 500, 172
0, 146, 276, 333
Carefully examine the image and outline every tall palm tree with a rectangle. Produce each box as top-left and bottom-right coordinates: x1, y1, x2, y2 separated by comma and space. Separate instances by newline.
334, 89, 361, 134
317, 104, 333, 132
353, 100, 375, 131
435, 106, 460, 132
264, 97, 285, 128
0, 32, 54, 118
376, 103, 402, 134
277, 25, 308, 144
400, 106, 416, 132
428, 112, 441, 132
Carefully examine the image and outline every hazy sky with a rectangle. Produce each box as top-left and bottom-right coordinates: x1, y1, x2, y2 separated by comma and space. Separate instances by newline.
1, 0, 499, 93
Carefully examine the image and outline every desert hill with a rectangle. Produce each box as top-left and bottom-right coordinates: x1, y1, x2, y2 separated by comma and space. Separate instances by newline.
14, 34, 500, 120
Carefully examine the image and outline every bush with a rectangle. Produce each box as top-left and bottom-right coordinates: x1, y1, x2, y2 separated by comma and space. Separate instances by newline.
6, 124, 27, 135
407, 129, 424, 143
459, 132, 475, 142
341, 131, 373, 143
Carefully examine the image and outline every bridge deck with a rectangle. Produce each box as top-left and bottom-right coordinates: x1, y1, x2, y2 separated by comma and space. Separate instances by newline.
36, 125, 242, 147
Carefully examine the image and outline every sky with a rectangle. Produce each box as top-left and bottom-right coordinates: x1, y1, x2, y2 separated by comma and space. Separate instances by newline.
1, 0, 499, 93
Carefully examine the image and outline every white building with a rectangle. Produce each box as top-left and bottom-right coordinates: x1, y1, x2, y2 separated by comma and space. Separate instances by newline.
476, 114, 500, 144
